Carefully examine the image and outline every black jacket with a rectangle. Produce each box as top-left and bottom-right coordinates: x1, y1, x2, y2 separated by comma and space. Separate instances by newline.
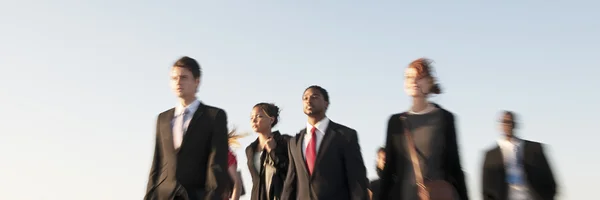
379, 105, 469, 200
246, 131, 292, 200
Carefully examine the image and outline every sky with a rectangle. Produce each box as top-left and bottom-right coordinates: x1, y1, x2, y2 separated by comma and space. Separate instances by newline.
1, 0, 599, 199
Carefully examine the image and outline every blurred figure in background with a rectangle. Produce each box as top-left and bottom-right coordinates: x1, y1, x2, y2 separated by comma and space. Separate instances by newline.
481, 111, 557, 200
225, 129, 247, 200
368, 147, 386, 200
245, 103, 291, 200
379, 58, 469, 200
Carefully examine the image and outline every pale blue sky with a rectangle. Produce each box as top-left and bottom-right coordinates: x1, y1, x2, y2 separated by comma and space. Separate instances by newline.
1, 1, 598, 199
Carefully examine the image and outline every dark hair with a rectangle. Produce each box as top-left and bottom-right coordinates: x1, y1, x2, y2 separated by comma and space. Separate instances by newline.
377, 147, 385, 153
408, 58, 442, 94
501, 110, 518, 128
173, 56, 201, 79
254, 103, 281, 127
304, 85, 330, 102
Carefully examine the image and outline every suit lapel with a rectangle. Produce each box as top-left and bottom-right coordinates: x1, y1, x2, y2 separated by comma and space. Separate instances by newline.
490, 146, 507, 182
180, 103, 205, 148
521, 141, 531, 163
490, 146, 504, 166
246, 139, 260, 181
312, 121, 336, 178
160, 109, 176, 151
295, 129, 310, 178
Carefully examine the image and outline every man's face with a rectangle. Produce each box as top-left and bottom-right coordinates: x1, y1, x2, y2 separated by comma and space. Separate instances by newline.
170, 67, 199, 99
302, 88, 328, 116
377, 151, 386, 170
500, 113, 515, 137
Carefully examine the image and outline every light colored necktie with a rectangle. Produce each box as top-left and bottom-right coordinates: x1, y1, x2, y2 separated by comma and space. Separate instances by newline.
507, 143, 524, 185
173, 109, 188, 149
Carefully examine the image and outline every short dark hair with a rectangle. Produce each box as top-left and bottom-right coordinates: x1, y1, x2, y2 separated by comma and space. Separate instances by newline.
377, 147, 385, 153
501, 110, 518, 128
173, 56, 201, 78
502, 110, 516, 121
254, 103, 281, 127
304, 85, 329, 102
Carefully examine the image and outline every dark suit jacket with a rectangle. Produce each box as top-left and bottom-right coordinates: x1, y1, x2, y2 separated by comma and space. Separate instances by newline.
482, 140, 556, 200
369, 179, 381, 200
145, 103, 229, 200
281, 121, 369, 200
245, 131, 292, 200
379, 107, 469, 200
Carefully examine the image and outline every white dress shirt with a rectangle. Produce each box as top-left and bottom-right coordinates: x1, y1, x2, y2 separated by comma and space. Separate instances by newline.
172, 99, 200, 148
497, 137, 531, 200
302, 117, 330, 160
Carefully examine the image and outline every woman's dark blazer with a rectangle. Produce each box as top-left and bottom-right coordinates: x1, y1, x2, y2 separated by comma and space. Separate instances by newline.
379, 105, 469, 200
245, 131, 292, 200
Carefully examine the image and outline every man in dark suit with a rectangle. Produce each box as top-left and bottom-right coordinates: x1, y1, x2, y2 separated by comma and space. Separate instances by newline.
281, 85, 369, 200
145, 56, 229, 200
482, 111, 557, 200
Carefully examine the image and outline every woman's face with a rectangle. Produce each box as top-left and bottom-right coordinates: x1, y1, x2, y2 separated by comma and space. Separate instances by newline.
250, 106, 274, 133
404, 67, 433, 97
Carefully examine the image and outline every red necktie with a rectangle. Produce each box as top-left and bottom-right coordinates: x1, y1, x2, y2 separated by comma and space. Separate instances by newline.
306, 126, 317, 175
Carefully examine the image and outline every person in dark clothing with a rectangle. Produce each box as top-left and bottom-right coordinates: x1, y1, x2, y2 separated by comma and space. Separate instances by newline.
379, 58, 469, 200
481, 111, 557, 200
145, 56, 229, 200
282, 85, 369, 200
369, 147, 386, 200
246, 103, 291, 200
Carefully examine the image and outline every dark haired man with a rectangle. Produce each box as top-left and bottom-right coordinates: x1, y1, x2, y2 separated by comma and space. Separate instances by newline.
482, 111, 557, 200
145, 56, 229, 200
369, 147, 386, 200
282, 85, 369, 200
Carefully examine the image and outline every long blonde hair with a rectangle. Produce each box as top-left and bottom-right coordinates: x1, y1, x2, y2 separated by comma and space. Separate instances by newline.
228, 126, 249, 148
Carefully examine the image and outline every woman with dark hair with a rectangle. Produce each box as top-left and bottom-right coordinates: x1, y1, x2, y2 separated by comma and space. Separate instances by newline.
379, 58, 469, 200
245, 103, 291, 200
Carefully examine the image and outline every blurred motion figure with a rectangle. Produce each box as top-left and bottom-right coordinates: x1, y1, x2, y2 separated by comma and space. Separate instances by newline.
481, 111, 557, 200
379, 58, 469, 200
368, 147, 386, 200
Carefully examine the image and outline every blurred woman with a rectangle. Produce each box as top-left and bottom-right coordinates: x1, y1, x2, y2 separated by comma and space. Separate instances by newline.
225, 129, 247, 200
379, 58, 469, 200
245, 103, 291, 200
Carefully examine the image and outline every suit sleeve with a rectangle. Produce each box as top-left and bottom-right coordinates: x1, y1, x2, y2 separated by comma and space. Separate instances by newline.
445, 113, 469, 200
537, 144, 557, 199
205, 109, 229, 198
343, 130, 369, 200
481, 152, 495, 200
379, 115, 399, 200
281, 139, 297, 200
145, 116, 162, 199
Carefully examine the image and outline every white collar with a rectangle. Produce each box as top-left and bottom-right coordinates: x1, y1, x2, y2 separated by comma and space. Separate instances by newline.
408, 103, 436, 115
497, 137, 522, 146
306, 117, 330, 134
174, 99, 200, 116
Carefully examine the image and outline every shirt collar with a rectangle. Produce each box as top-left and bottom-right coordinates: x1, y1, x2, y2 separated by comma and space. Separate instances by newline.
175, 99, 200, 116
306, 117, 330, 135
497, 136, 522, 146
